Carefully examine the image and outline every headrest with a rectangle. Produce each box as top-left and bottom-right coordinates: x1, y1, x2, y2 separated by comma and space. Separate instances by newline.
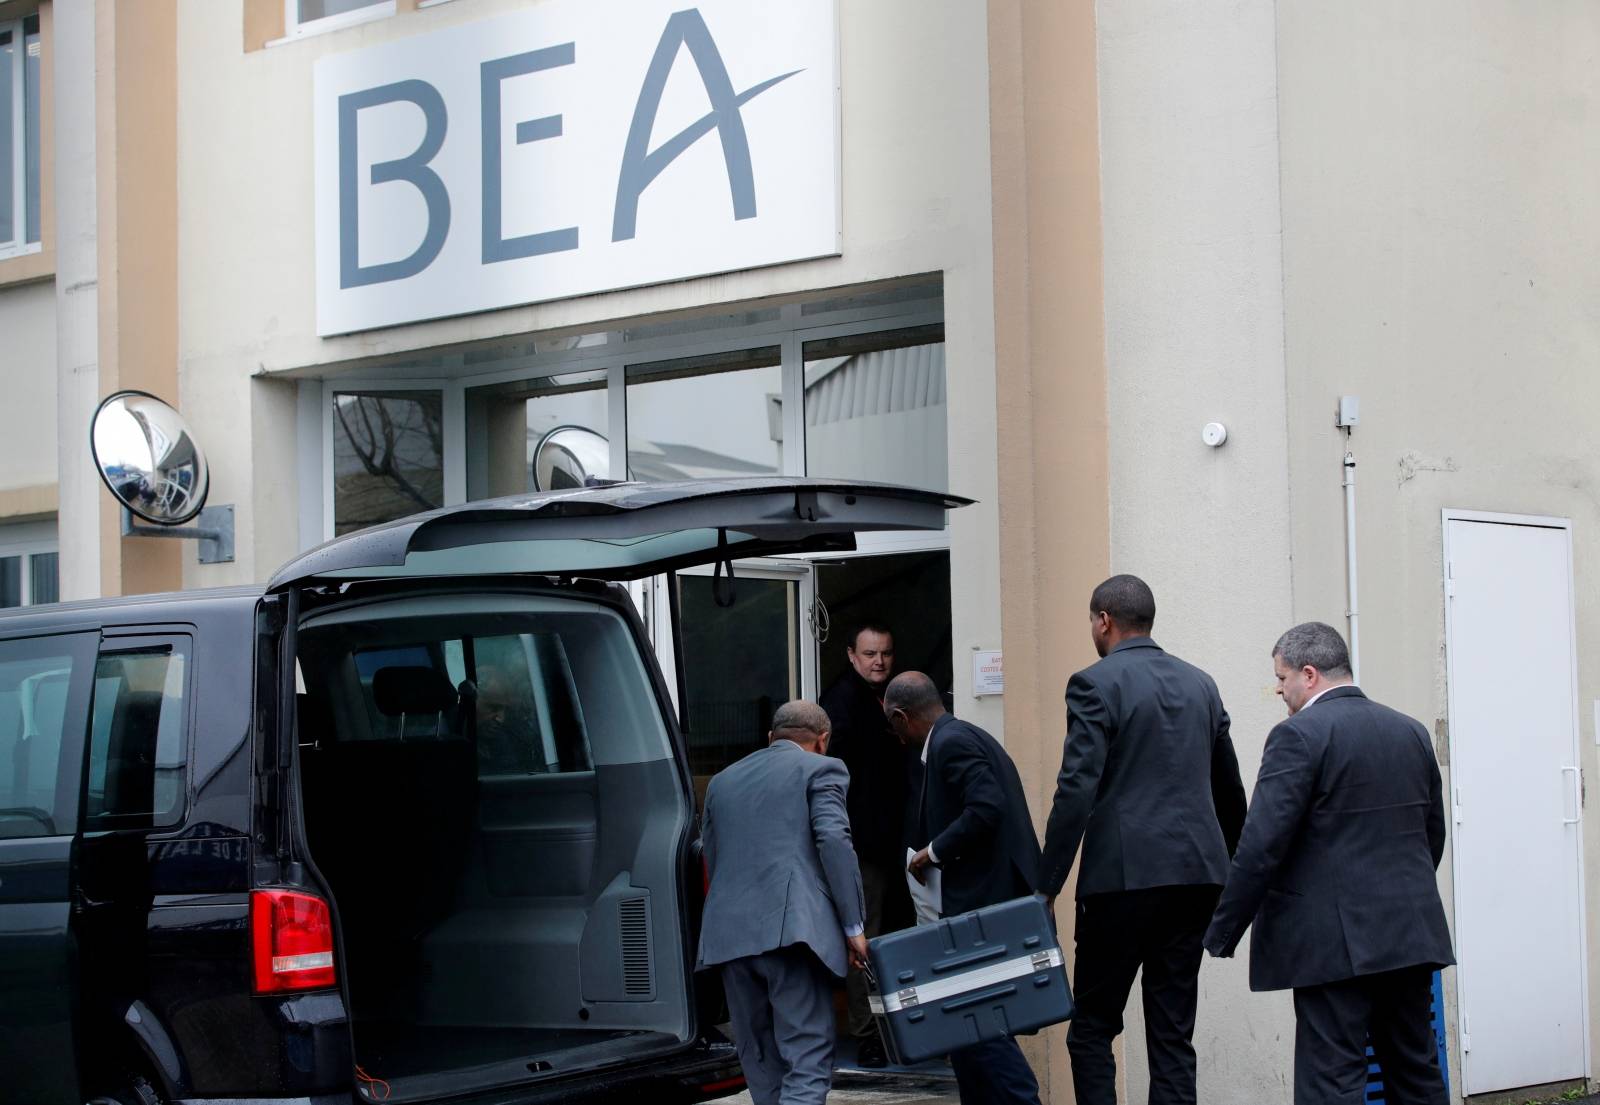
372, 666, 459, 717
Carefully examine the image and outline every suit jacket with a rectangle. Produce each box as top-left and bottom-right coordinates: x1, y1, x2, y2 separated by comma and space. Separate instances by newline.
696, 739, 867, 977
1039, 637, 1247, 899
820, 669, 912, 866
1204, 686, 1455, 991
923, 713, 1042, 917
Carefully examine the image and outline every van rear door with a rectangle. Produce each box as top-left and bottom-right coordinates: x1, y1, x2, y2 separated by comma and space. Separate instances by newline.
0, 631, 99, 1105
267, 478, 966, 590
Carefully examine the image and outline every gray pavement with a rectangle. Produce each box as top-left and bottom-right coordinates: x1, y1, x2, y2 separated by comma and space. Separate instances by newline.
718, 1071, 958, 1104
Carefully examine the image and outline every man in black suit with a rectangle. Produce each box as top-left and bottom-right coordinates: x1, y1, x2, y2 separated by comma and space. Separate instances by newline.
1038, 574, 1247, 1105
887, 671, 1042, 1105
1204, 622, 1453, 1105
819, 621, 912, 1067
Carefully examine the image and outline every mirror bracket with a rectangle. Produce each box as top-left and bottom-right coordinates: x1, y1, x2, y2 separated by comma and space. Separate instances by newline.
121, 504, 235, 564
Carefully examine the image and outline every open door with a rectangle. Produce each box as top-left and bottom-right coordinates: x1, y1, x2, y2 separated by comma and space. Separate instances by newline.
269, 478, 966, 590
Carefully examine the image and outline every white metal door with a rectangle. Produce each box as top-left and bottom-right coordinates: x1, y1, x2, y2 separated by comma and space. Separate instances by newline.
1444, 514, 1589, 1095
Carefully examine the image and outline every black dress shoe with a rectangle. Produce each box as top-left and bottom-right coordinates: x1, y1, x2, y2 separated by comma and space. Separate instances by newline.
855, 1034, 889, 1068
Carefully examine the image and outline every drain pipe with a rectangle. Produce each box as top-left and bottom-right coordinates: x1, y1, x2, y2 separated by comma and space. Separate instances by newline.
1342, 450, 1360, 684
1335, 396, 1361, 684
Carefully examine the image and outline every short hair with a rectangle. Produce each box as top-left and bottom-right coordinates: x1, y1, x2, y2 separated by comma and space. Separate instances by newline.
848, 621, 894, 651
771, 700, 831, 741
1089, 574, 1156, 633
1272, 622, 1352, 678
883, 671, 941, 716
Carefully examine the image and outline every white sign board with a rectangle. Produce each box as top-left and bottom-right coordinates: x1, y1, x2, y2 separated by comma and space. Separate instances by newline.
973, 650, 1004, 696
314, 1, 840, 335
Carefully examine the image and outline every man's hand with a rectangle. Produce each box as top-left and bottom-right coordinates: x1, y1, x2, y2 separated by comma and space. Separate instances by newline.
847, 932, 870, 971
907, 845, 935, 886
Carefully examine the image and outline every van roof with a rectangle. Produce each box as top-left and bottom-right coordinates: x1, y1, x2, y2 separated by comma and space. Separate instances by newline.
0, 585, 263, 636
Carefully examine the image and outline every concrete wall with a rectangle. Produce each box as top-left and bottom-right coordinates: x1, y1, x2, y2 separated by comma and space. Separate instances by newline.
1278, 2, 1600, 1097
1096, 1, 1296, 1099
0, 281, 59, 497
175, 0, 1006, 727
1097, 1, 1600, 1100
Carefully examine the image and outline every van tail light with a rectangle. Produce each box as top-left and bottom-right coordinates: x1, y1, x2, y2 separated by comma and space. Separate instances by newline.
251, 889, 337, 993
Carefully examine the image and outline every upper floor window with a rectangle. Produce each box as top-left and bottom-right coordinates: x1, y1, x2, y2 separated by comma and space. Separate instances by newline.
0, 531, 58, 609
285, 0, 395, 38
0, 13, 42, 258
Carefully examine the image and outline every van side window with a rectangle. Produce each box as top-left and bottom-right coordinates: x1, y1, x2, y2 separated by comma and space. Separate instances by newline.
85, 642, 190, 829
0, 644, 81, 838
343, 633, 593, 775
472, 632, 592, 777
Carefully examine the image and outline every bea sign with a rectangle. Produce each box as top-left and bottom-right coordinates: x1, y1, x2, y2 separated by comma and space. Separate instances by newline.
313, 2, 839, 336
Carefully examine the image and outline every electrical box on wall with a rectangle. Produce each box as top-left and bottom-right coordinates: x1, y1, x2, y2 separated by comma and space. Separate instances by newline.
1336, 396, 1360, 428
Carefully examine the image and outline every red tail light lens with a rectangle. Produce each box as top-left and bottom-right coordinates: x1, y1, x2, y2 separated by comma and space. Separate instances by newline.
251, 889, 337, 993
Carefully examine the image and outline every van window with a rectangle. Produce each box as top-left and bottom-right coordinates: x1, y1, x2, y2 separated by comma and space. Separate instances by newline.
0, 645, 79, 838
346, 631, 594, 776
85, 642, 190, 829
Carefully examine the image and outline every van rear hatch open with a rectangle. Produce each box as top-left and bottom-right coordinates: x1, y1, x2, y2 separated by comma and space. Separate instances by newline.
266, 479, 966, 1102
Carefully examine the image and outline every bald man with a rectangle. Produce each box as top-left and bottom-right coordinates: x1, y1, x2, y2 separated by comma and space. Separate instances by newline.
697, 701, 869, 1105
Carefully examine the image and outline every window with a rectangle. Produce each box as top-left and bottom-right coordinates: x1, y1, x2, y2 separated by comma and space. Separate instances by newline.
803, 325, 948, 492
332, 390, 444, 536
0, 533, 59, 610
86, 642, 190, 829
321, 282, 947, 539
465, 368, 610, 498
626, 347, 783, 481
0, 637, 92, 839
0, 13, 42, 258
285, 0, 394, 38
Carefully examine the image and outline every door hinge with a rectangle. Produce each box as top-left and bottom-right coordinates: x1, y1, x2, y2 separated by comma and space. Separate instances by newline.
1453, 786, 1463, 824
1445, 577, 1456, 598
1462, 1012, 1470, 1052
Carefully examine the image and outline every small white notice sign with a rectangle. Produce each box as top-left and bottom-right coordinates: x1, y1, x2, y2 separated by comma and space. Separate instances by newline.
973, 650, 1004, 696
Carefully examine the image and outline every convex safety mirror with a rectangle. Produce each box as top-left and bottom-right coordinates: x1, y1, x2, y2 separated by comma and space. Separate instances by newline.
91, 390, 210, 524
91, 390, 233, 563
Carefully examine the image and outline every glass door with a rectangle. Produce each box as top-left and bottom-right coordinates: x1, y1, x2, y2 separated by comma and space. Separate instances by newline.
644, 560, 816, 807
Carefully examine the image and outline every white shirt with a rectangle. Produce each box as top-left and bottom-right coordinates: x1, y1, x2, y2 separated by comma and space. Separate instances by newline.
920, 727, 938, 864
1301, 682, 1358, 712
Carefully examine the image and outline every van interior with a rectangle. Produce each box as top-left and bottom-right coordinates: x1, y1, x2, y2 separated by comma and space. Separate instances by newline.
294, 592, 694, 1099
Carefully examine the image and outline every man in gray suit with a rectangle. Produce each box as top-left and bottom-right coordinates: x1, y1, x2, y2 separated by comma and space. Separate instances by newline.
698, 700, 869, 1105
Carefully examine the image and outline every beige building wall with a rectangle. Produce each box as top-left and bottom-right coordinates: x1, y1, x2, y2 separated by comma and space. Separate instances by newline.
1278, 2, 1600, 1098
1096, 1, 1297, 1100
0, 281, 59, 504
1094, 1, 1600, 1101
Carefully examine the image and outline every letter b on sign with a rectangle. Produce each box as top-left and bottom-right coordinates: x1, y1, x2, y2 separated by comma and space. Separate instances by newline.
339, 80, 451, 289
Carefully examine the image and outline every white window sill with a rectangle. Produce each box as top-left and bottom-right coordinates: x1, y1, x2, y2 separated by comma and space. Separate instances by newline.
416, 0, 458, 8
0, 242, 43, 263
267, 1, 396, 47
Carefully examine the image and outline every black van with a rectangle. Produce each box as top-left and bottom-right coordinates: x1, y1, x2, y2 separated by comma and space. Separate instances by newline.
0, 478, 961, 1105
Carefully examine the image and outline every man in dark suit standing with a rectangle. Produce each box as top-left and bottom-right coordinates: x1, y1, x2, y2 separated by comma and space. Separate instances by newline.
819, 620, 912, 1066
698, 701, 869, 1105
1204, 622, 1453, 1105
1037, 574, 1247, 1105
887, 671, 1043, 1105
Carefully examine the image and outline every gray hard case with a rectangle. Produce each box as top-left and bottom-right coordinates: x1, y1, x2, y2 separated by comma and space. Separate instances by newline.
866, 894, 1073, 1064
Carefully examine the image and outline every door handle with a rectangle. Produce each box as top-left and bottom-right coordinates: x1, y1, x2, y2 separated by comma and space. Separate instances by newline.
1562, 766, 1581, 825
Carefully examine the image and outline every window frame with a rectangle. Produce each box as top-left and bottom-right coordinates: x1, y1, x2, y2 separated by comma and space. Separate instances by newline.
0, 526, 59, 610
313, 288, 948, 552
280, 0, 396, 41
83, 634, 195, 833
0, 13, 42, 261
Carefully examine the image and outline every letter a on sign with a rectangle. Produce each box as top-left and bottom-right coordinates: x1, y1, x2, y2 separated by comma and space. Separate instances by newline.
612, 9, 801, 242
